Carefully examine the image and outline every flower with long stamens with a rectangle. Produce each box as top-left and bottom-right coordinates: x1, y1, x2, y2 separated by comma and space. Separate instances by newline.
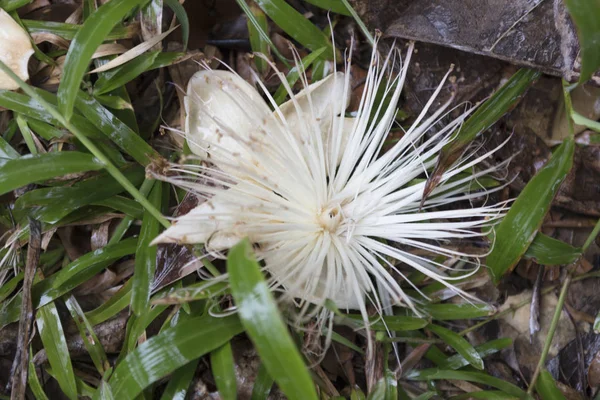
151, 43, 508, 322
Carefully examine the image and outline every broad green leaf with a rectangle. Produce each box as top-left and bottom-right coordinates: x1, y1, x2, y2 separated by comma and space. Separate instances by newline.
438, 338, 512, 370
132, 181, 162, 315
227, 239, 318, 400
420, 303, 494, 320
0, 238, 138, 328
74, 93, 161, 166
250, 363, 274, 400
302, 0, 351, 15
524, 233, 581, 266
406, 369, 531, 399
58, 0, 150, 120
487, 138, 575, 282
159, 360, 199, 400
273, 47, 328, 105
535, 369, 566, 400
0, 152, 104, 196
102, 315, 244, 399
428, 324, 484, 370
23, 20, 134, 40
36, 302, 78, 400
564, 0, 600, 83
253, 0, 335, 60
211, 343, 237, 400
425, 69, 540, 198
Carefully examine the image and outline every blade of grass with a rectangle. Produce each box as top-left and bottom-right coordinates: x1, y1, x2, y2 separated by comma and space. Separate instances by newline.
86, 279, 133, 326
132, 181, 162, 315
57, 0, 151, 120
36, 301, 78, 400
0, 152, 104, 196
273, 47, 327, 105
487, 137, 575, 282
247, 2, 270, 74
211, 342, 237, 400
250, 363, 274, 400
0, 60, 169, 228
164, 0, 189, 49
227, 239, 318, 400
159, 360, 199, 400
564, 0, 600, 83
438, 338, 512, 370
94, 52, 160, 95
23, 20, 135, 40
420, 303, 494, 320
28, 352, 50, 400
535, 369, 566, 399
101, 315, 244, 399
303, 0, 351, 16
427, 324, 484, 370
524, 233, 581, 266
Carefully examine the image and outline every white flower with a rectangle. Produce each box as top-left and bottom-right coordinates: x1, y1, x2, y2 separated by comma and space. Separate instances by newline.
0, 9, 34, 90
152, 44, 507, 319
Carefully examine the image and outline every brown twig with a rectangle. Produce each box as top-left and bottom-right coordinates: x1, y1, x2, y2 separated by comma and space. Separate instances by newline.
9, 218, 41, 400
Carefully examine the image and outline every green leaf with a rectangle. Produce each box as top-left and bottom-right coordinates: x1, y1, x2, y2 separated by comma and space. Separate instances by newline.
227, 239, 318, 400
487, 138, 575, 282
273, 47, 328, 105
151, 281, 229, 305
250, 363, 274, 400
253, 0, 335, 60
524, 233, 581, 266
0, 0, 32, 11
406, 369, 531, 400
247, 2, 270, 74
427, 324, 484, 370
449, 391, 519, 400
345, 314, 429, 331
132, 181, 162, 315
164, 0, 189, 49
439, 338, 512, 370
564, 0, 600, 83
86, 279, 133, 326
36, 302, 78, 400
28, 352, 50, 400
159, 360, 199, 400
366, 379, 386, 400
94, 52, 160, 95
0, 238, 138, 328
535, 369, 566, 400
0, 152, 104, 196
420, 303, 494, 320
101, 315, 244, 399
23, 20, 134, 41
302, 0, 351, 15
58, 0, 150, 120
211, 343, 237, 400
572, 111, 600, 131
74, 93, 161, 166
425, 69, 540, 198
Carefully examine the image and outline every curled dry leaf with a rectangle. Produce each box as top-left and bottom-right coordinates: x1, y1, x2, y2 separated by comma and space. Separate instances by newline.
0, 9, 34, 90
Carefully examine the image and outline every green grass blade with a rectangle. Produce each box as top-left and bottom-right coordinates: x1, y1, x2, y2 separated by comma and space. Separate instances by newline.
159, 360, 199, 400
58, 0, 150, 120
428, 324, 484, 370
438, 338, 512, 370
273, 47, 327, 105
0, 0, 32, 11
487, 138, 575, 282
102, 315, 244, 399
74, 93, 161, 166
227, 239, 318, 400
302, 0, 351, 15
247, 2, 270, 74
36, 301, 78, 400
425, 69, 540, 198
86, 279, 133, 326
23, 20, 134, 40
132, 181, 162, 315
406, 370, 531, 399
164, 0, 189, 49
420, 303, 494, 320
524, 233, 581, 266
564, 0, 600, 83
94, 52, 160, 95
28, 352, 50, 400
449, 391, 519, 400
253, 0, 335, 60
211, 342, 237, 400
0, 152, 104, 196
344, 314, 428, 331
535, 369, 566, 400
250, 363, 274, 400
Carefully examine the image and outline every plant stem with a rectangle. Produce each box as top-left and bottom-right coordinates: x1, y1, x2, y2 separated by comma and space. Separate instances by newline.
0, 60, 170, 229
527, 272, 572, 393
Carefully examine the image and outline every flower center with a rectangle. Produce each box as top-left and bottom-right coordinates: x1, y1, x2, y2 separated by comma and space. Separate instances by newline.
317, 205, 343, 233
